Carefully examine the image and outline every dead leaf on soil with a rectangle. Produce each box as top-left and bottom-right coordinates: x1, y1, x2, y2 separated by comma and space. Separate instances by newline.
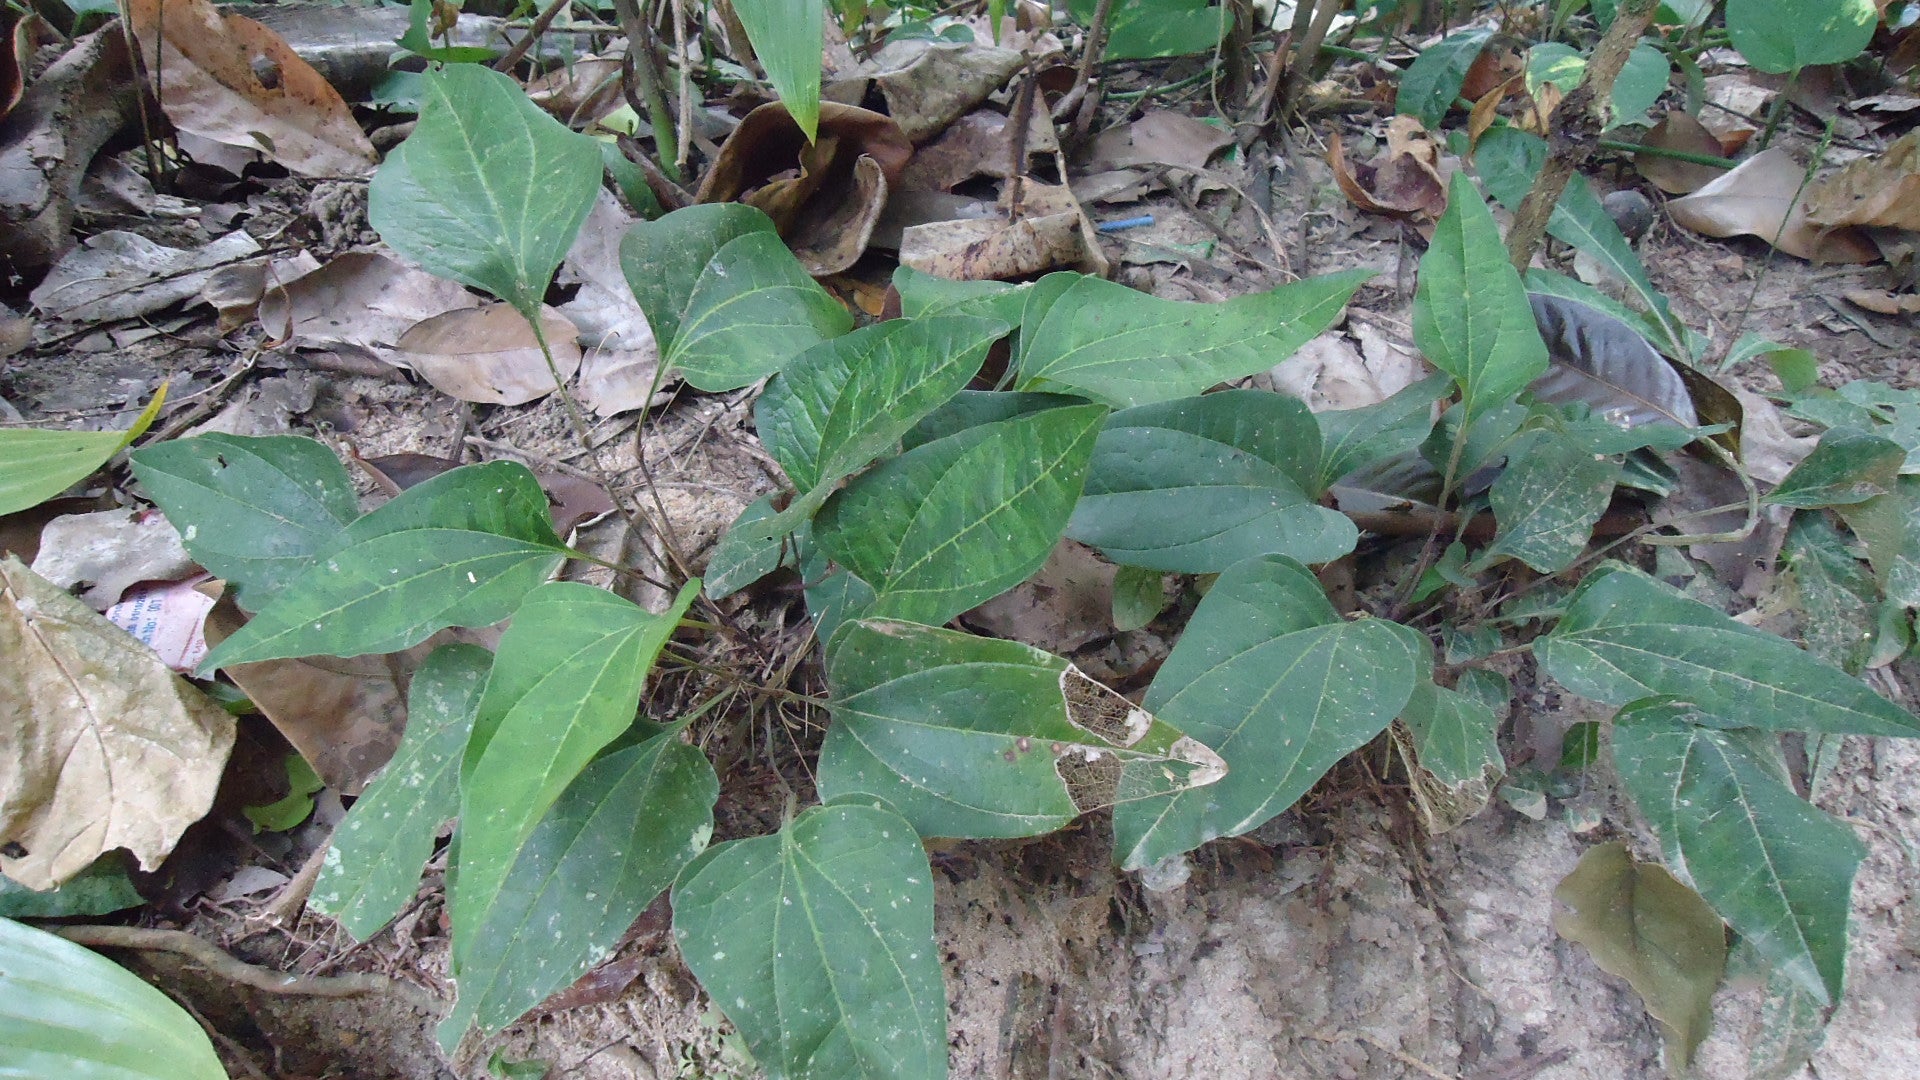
1271, 328, 1429, 412
1553, 841, 1727, 1072
200, 251, 322, 332
1667, 147, 1879, 263
1634, 111, 1730, 194
899, 178, 1107, 280
126, 0, 376, 178
1086, 109, 1233, 175
860, 37, 1025, 144
560, 191, 666, 416
257, 251, 480, 355
963, 541, 1116, 655
1329, 115, 1450, 225
1804, 130, 1920, 231
28, 508, 196, 610
30, 229, 262, 323
900, 102, 1059, 193
697, 101, 913, 275
0, 28, 140, 270
0, 555, 235, 890
1845, 287, 1920, 315
389, 303, 580, 406
526, 55, 625, 127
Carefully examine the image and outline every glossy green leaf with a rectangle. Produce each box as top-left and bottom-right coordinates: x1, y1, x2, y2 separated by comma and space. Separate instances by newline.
1551, 841, 1727, 1070
1066, 391, 1356, 571
1400, 680, 1504, 788
199, 462, 569, 671
1313, 373, 1449, 492
820, 619, 1224, 839
314, 643, 491, 940
451, 581, 698, 955
671, 802, 946, 1080
0, 859, 141, 918
1612, 700, 1863, 1005
1766, 427, 1906, 508
812, 404, 1106, 626
1480, 129, 1688, 361
1415, 172, 1549, 424
1478, 429, 1622, 573
1111, 565, 1168, 632
893, 266, 1027, 325
441, 727, 717, 1044
1727, 0, 1877, 73
1014, 270, 1371, 408
1837, 476, 1920, 607
1113, 557, 1418, 869
620, 203, 779, 349
1780, 513, 1879, 674
759, 315, 1007, 493
902, 390, 1087, 451
666, 232, 854, 391
704, 493, 793, 601
131, 434, 359, 612
368, 64, 601, 317
732, 0, 824, 141
800, 531, 877, 654
0, 916, 227, 1080
1535, 565, 1920, 736
1397, 28, 1493, 129
0, 390, 164, 517
1068, 0, 1226, 60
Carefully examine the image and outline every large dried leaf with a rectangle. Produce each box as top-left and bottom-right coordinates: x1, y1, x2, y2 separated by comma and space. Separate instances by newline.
1553, 841, 1727, 1071
126, 0, 376, 177
30, 230, 262, 323
1330, 115, 1449, 223
390, 303, 581, 406
1804, 130, 1920, 230
864, 37, 1025, 143
560, 192, 661, 417
0, 556, 235, 889
1635, 111, 1731, 194
1668, 148, 1878, 263
900, 180, 1108, 281
257, 252, 479, 357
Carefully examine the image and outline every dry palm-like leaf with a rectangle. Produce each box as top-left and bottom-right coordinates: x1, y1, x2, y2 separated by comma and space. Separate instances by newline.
126, 0, 376, 178
1804, 130, 1920, 231
1634, 110, 1731, 194
697, 101, 913, 276
389, 303, 581, 406
1668, 147, 1879, 263
0, 556, 235, 889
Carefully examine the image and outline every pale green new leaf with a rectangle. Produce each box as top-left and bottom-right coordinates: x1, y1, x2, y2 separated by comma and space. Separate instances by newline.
1067, 391, 1357, 571
666, 232, 854, 390
0, 916, 226, 1080
819, 619, 1225, 839
0, 390, 164, 517
1015, 270, 1371, 408
451, 581, 698, 959
732, 0, 825, 142
131, 434, 359, 612
812, 404, 1106, 627
1479, 429, 1622, 573
1415, 171, 1549, 423
368, 64, 601, 317
620, 203, 777, 348
671, 802, 946, 1080
1535, 565, 1920, 736
1612, 700, 1864, 1005
198, 462, 569, 670
314, 644, 491, 940
440, 728, 717, 1045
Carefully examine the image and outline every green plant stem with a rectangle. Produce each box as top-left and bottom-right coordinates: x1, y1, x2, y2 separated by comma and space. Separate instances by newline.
1109, 67, 1218, 101
1757, 68, 1798, 151
1597, 139, 1737, 169
612, 0, 680, 182
492, 0, 574, 73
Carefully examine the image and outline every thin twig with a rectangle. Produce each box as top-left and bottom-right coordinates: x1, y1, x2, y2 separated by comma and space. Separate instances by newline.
669, 0, 695, 171
49, 925, 443, 1011
492, 0, 574, 73
1053, 0, 1114, 122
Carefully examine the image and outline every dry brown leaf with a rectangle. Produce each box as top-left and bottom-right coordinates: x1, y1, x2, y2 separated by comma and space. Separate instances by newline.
31, 229, 263, 323
899, 178, 1107, 280
127, 0, 376, 178
259, 252, 479, 355
0, 555, 235, 889
1804, 130, 1920, 230
863, 37, 1025, 143
526, 55, 625, 127
1634, 110, 1730, 194
1085, 109, 1232, 174
560, 192, 664, 416
1466, 74, 1521, 148
1328, 115, 1449, 224
28, 508, 195, 610
899, 102, 1058, 192
1667, 147, 1879, 263
1460, 38, 1525, 104
697, 101, 912, 275
962, 541, 1116, 655
1845, 287, 1920, 315
390, 303, 581, 406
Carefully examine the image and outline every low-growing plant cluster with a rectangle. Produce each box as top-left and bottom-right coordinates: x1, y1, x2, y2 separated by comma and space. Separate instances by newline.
4, 1, 1919, 1077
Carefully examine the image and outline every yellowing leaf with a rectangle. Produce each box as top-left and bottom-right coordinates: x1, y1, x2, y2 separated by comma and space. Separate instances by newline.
0, 556, 235, 890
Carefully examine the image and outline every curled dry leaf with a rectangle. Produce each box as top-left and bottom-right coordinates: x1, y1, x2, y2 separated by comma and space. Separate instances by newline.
1804, 130, 1920, 231
1329, 115, 1450, 224
1668, 147, 1879, 263
697, 101, 913, 275
861, 37, 1025, 143
899, 178, 1107, 281
0, 555, 235, 890
1634, 110, 1731, 194
900, 101, 1059, 193
390, 303, 581, 406
257, 251, 479, 355
126, 0, 376, 178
